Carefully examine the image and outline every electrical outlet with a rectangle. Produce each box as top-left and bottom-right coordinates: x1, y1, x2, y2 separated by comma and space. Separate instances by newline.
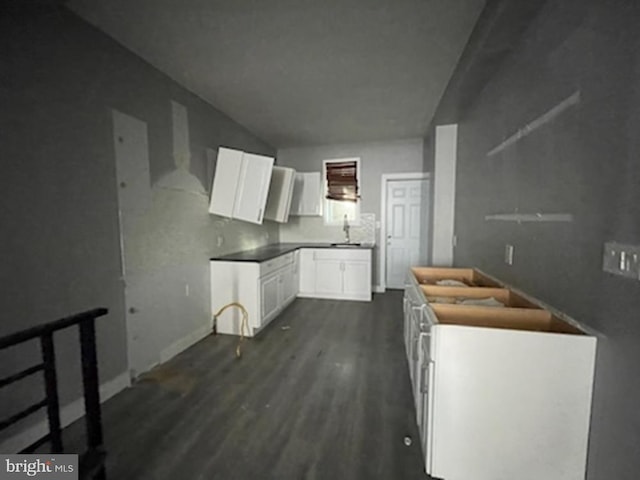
185, 283, 190, 296
505, 244, 514, 265
603, 242, 640, 280
217, 235, 224, 247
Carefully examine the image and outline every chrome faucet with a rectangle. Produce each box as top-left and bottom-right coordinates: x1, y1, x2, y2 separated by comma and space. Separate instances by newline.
343, 214, 351, 244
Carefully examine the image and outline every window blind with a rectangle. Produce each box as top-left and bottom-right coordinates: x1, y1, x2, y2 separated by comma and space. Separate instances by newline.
325, 160, 359, 202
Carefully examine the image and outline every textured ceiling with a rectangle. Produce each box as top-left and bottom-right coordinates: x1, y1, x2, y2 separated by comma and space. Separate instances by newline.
68, 0, 485, 147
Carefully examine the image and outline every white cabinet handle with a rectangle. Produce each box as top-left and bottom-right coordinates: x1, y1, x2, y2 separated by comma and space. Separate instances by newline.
420, 364, 428, 393
412, 336, 420, 362
257, 208, 262, 222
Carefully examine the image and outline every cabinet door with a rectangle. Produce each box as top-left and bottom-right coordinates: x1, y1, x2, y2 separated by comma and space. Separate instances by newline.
233, 152, 274, 224
289, 173, 305, 216
292, 251, 300, 298
260, 273, 280, 325
418, 335, 434, 475
290, 172, 322, 216
302, 172, 322, 215
281, 264, 296, 306
298, 249, 316, 294
342, 261, 371, 299
314, 259, 343, 296
264, 166, 296, 223
209, 147, 243, 217
403, 291, 412, 359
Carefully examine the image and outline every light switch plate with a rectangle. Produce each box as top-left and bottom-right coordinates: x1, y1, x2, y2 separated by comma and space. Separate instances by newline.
603, 241, 640, 280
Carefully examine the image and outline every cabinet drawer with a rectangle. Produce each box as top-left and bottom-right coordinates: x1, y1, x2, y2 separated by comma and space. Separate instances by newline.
312, 248, 370, 261
260, 252, 294, 277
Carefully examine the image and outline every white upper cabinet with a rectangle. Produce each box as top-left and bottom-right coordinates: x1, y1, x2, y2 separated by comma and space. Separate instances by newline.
289, 172, 322, 216
264, 166, 296, 223
209, 147, 274, 224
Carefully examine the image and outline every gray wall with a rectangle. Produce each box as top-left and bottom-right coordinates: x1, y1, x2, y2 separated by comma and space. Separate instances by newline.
429, 1, 639, 478
277, 139, 424, 287
0, 4, 275, 443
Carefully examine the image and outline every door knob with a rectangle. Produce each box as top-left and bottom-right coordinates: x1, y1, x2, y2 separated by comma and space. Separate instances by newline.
129, 307, 138, 314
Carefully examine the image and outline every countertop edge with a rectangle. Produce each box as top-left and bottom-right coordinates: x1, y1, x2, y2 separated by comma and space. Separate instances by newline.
210, 243, 375, 263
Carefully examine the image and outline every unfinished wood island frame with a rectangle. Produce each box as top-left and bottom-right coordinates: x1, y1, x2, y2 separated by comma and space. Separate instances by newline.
404, 266, 597, 480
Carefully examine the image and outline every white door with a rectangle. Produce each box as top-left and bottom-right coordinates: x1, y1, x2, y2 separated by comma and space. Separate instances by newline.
233, 152, 274, 224
386, 179, 428, 289
314, 260, 343, 296
342, 261, 371, 299
112, 109, 152, 378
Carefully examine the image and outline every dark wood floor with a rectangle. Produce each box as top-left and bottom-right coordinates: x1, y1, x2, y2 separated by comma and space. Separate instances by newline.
64, 291, 427, 479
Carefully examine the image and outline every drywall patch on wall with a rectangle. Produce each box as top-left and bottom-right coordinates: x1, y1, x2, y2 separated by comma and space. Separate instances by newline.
157, 101, 206, 195
113, 109, 152, 216
171, 100, 191, 167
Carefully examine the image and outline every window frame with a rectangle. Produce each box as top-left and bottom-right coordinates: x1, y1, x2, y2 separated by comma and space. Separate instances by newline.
322, 158, 361, 226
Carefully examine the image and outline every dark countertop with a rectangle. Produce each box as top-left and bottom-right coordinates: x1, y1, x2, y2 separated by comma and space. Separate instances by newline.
210, 242, 375, 262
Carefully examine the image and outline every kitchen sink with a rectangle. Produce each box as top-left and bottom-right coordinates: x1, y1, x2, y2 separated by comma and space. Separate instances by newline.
330, 242, 362, 247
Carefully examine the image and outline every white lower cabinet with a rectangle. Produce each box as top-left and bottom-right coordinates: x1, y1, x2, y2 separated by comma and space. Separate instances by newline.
298, 248, 372, 301
211, 252, 297, 337
404, 267, 597, 480
211, 247, 372, 337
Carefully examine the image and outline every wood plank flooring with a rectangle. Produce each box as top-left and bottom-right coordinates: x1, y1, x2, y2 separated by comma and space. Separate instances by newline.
63, 291, 428, 479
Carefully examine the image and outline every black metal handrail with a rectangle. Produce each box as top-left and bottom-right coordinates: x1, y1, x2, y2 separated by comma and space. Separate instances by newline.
0, 308, 109, 480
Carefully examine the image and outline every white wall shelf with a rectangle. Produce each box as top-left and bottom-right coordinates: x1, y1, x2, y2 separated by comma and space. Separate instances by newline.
484, 213, 574, 223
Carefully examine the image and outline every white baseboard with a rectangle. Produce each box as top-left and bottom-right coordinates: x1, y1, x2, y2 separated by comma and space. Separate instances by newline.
159, 324, 211, 364
373, 285, 385, 293
0, 371, 131, 453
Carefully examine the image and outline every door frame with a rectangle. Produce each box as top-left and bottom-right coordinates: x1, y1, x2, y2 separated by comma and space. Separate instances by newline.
380, 172, 431, 292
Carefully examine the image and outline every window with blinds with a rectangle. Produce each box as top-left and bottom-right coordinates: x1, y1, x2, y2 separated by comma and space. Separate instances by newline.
325, 160, 359, 202
322, 158, 361, 225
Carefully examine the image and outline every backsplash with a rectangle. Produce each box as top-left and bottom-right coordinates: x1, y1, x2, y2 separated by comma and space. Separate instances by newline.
279, 213, 376, 244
